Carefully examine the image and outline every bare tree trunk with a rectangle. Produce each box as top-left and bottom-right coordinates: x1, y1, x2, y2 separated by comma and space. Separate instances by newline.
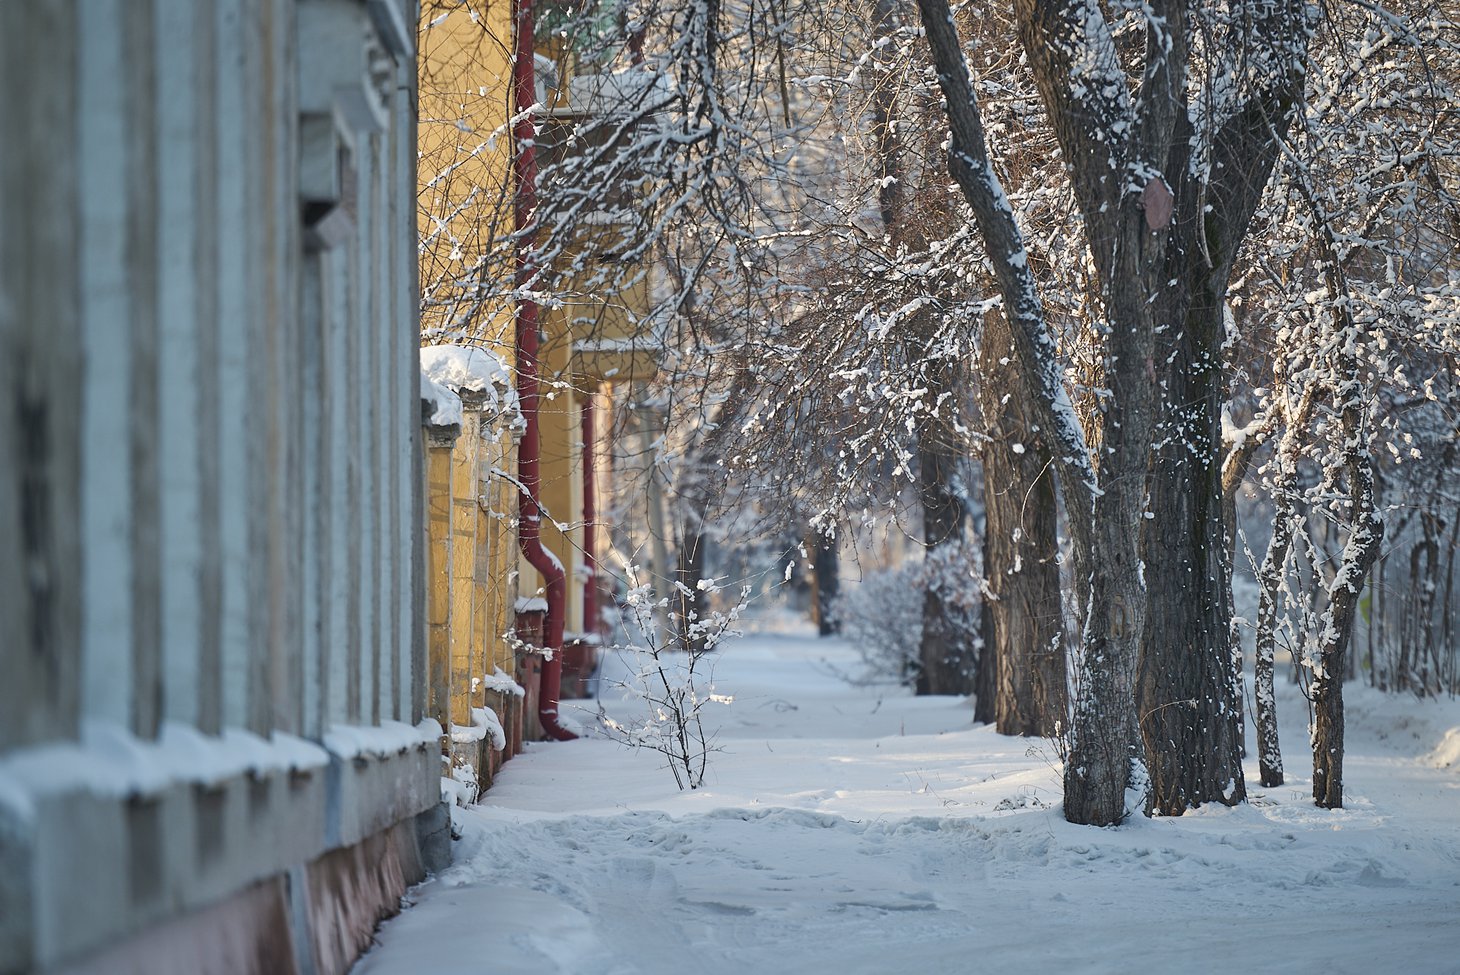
974, 583, 998, 724
1254, 464, 1302, 784
1442, 502, 1458, 694
1294, 171, 1384, 809
1218, 376, 1281, 763
914, 0, 1306, 824
1312, 412, 1382, 808
1139, 292, 1247, 814
913, 322, 977, 695
912, 0, 1128, 826
811, 528, 840, 637
1246, 379, 1315, 787
1252, 524, 1289, 788
674, 513, 708, 654
1065, 509, 1147, 824
917, 589, 969, 692
979, 311, 1064, 734
1417, 513, 1440, 689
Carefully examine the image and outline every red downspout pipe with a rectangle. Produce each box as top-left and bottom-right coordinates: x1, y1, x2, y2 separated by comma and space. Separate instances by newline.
512, 0, 575, 741
581, 398, 598, 639
581, 32, 635, 646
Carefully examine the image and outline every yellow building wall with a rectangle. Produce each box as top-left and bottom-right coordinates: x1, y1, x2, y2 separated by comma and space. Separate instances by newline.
515, 301, 584, 638
482, 422, 520, 674
442, 399, 523, 728
448, 407, 483, 728
421, 4, 660, 653
425, 436, 455, 733
471, 433, 493, 678
521, 254, 657, 644
425, 401, 521, 774
417, 1, 516, 351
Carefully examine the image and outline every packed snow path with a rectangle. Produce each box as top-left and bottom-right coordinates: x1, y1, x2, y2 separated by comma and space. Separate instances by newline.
355, 624, 1460, 974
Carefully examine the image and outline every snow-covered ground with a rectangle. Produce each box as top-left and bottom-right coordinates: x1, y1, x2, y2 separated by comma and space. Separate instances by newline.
354, 621, 1460, 975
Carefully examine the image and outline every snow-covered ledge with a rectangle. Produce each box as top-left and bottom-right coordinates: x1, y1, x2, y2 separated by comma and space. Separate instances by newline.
420, 344, 521, 427
322, 719, 443, 850
0, 718, 442, 971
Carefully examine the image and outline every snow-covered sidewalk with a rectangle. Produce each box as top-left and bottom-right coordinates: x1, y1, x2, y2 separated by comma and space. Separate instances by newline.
353, 624, 1460, 975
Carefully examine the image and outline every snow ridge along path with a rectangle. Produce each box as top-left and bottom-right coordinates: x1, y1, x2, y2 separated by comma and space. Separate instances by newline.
353, 625, 1460, 975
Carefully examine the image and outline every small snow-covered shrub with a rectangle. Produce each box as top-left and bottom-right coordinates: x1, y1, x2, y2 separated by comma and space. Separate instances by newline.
596, 567, 748, 790
832, 546, 983, 685
831, 563, 925, 683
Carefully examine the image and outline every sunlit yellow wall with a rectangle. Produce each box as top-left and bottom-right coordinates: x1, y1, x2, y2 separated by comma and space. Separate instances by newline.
448, 405, 483, 728
425, 433, 455, 733
418, 1, 516, 349
427, 403, 519, 747
481, 421, 520, 675
531, 257, 657, 643
566, 268, 659, 383
538, 306, 585, 636
421, 2, 659, 649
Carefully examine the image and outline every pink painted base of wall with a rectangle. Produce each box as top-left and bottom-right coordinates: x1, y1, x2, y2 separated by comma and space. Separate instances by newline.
307, 819, 425, 975
53, 818, 429, 975
56, 876, 298, 975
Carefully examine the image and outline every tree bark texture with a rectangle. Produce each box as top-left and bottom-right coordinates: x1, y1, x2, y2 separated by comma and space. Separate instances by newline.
674, 519, 707, 654
917, 588, 973, 694
811, 529, 840, 636
914, 323, 976, 695
915, 0, 1148, 825
1024, 0, 1307, 820
1139, 293, 1247, 814
974, 586, 998, 724
979, 311, 1065, 735
1300, 176, 1384, 809
1312, 417, 1382, 808
1251, 386, 1316, 787
1015, 0, 1180, 826
1253, 500, 1296, 788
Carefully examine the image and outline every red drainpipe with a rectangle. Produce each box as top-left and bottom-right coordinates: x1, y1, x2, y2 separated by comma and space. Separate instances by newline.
581, 397, 599, 638
512, 0, 575, 741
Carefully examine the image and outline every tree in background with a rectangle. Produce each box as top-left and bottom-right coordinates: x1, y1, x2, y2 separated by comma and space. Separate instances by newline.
1237, 0, 1459, 799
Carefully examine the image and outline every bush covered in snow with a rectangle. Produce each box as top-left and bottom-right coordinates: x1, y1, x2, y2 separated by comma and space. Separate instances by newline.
831, 563, 925, 683
596, 568, 749, 790
832, 546, 983, 685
